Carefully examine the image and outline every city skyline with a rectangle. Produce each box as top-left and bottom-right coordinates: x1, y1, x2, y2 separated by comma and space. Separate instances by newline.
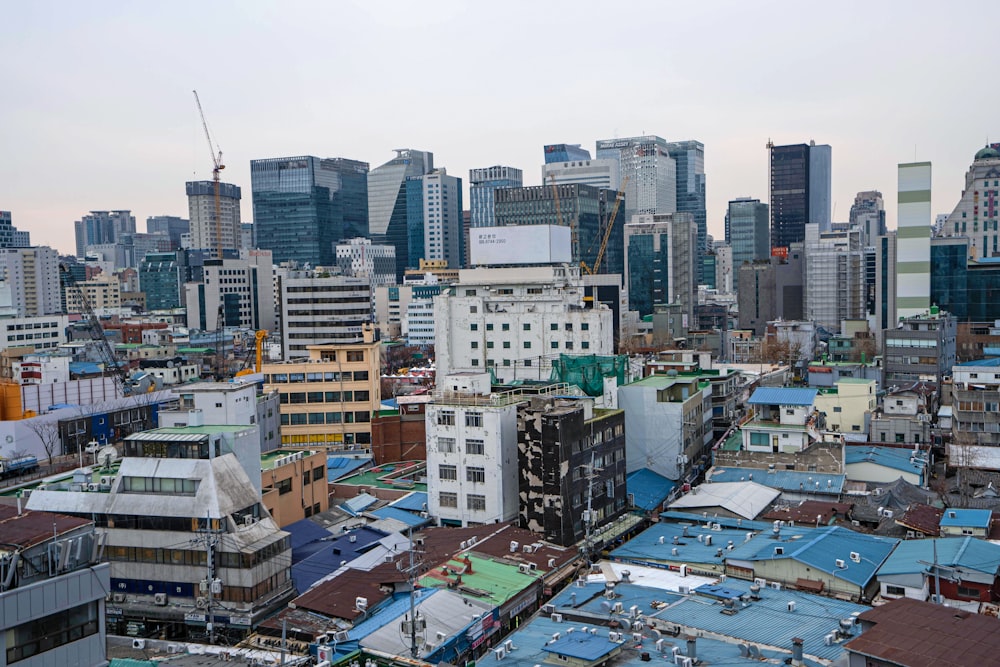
2, 1, 998, 255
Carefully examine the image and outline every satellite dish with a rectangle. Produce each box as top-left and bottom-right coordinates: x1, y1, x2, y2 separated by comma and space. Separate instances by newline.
97, 446, 118, 470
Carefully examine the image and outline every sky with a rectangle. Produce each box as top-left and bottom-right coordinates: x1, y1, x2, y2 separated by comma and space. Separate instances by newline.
2, 1, 999, 256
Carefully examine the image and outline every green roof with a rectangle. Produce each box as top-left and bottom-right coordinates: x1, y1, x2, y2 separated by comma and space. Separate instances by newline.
147, 425, 253, 435
177, 347, 214, 353
720, 430, 743, 451
336, 461, 427, 491
418, 554, 542, 605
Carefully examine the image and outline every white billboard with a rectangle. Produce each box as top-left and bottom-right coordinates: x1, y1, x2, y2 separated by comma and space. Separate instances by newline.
470, 225, 572, 266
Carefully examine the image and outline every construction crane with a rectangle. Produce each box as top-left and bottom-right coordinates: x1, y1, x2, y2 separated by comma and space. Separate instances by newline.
60, 265, 135, 396
235, 330, 269, 378
580, 175, 629, 275
193, 90, 225, 259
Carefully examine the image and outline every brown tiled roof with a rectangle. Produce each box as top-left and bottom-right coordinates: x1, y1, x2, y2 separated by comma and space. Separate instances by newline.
761, 501, 853, 526
0, 505, 92, 550
291, 561, 405, 621
895, 504, 943, 536
416, 522, 575, 572
845, 597, 1000, 667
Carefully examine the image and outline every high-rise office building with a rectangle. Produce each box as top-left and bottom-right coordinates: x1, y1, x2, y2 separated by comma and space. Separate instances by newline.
544, 143, 591, 163
0, 211, 30, 248
0, 246, 61, 317
943, 144, 1000, 259
183, 250, 275, 332
406, 169, 464, 270
896, 161, 932, 320
494, 184, 621, 274
803, 224, 866, 333
145, 215, 189, 251
848, 191, 886, 248
336, 237, 396, 287
275, 270, 372, 359
368, 149, 433, 280
596, 135, 676, 223
73, 210, 135, 258
541, 158, 620, 191
251, 156, 369, 267
469, 165, 522, 228
769, 142, 832, 250
185, 181, 242, 257
139, 251, 183, 311
665, 140, 707, 259
725, 197, 769, 291
623, 213, 698, 322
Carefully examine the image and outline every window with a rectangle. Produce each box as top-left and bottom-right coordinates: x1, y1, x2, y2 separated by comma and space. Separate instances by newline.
551, 341, 559, 349
438, 410, 455, 425
523, 323, 531, 331
313, 466, 325, 481
467, 494, 486, 511
438, 437, 456, 453
565, 323, 573, 331
466, 467, 486, 483
6, 601, 100, 664
466, 439, 485, 455
470, 323, 478, 331
470, 305, 478, 314
749, 432, 769, 447
503, 341, 511, 349
833, 406, 842, 413
439, 465, 457, 480
471, 341, 479, 349
502, 323, 510, 331
565, 342, 573, 350
471, 359, 480, 366
524, 341, 531, 349
581, 323, 589, 331
276, 478, 292, 495
582, 341, 590, 349
785, 409, 794, 415
486, 323, 494, 331
439, 492, 458, 508
487, 341, 494, 348
957, 585, 980, 599
551, 323, 558, 331
465, 412, 483, 427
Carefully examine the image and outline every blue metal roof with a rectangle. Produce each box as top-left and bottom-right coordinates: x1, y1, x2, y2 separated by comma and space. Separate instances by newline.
652, 579, 871, 663
728, 526, 898, 587
340, 493, 378, 516
958, 357, 1000, 366
292, 526, 388, 592
389, 491, 429, 512
544, 632, 620, 661
878, 537, 1000, 576
327, 455, 371, 481
70, 361, 103, 375
550, 579, 685, 616
368, 506, 433, 528
845, 446, 925, 475
285, 518, 333, 562
939, 508, 992, 528
710, 466, 845, 495
658, 511, 781, 532
611, 521, 761, 567
748, 387, 818, 406
626, 469, 676, 511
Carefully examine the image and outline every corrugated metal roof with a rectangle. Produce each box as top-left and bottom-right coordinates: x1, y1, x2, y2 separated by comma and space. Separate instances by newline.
845, 446, 925, 475
878, 536, 1000, 576
544, 633, 619, 660
748, 387, 818, 406
389, 491, 429, 512
958, 357, 1000, 366
367, 506, 432, 528
123, 431, 206, 442
710, 466, 845, 495
668, 482, 781, 519
626, 469, 676, 511
340, 493, 378, 516
939, 508, 992, 527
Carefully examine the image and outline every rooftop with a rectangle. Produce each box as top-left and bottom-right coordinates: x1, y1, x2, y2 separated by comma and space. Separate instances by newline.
708, 466, 845, 495
668, 481, 781, 520
939, 508, 992, 528
748, 387, 818, 406
957, 357, 1000, 367
333, 460, 427, 491
845, 446, 926, 475
878, 536, 1000, 577
626, 469, 676, 512
0, 505, 92, 552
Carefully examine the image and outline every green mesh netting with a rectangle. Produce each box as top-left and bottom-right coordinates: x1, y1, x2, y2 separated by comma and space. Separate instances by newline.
549, 354, 628, 396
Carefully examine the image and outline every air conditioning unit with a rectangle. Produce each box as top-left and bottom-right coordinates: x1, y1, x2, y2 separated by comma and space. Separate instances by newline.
851, 520, 861, 527
769, 582, 782, 591
850, 552, 861, 563
349, 535, 357, 543
677, 657, 693, 667
333, 631, 350, 642
112, 593, 126, 603
419, 511, 429, 518
244, 515, 255, 526
835, 559, 846, 569
87, 483, 99, 492
132, 638, 146, 649
529, 562, 537, 570
550, 613, 563, 623
167, 644, 182, 654
493, 646, 506, 660
541, 604, 555, 614
153, 593, 167, 606
355, 596, 368, 611
196, 597, 208, 609
100, 476, 113, 486
612, 601, 624, 614
519, 564, 530, 573
678, 585, 690, 595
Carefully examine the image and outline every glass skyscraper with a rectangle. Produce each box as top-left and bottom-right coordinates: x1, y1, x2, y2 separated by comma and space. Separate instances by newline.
596, 136, 676, 225
665, 140, 706, 281
0, 211, 30, 248
544, 144, 591, 164
725, 197, 769, 291
368, 149, 433, 280
251, 156, 369, 267
469, 165, 522, 228
769, 142, 832, 250
624, 213, 698, 320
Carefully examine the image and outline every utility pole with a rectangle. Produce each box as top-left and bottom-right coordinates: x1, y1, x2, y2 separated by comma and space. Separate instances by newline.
398, 528, 424, 658
197, 512, 222, 644
581, 450, 601, 564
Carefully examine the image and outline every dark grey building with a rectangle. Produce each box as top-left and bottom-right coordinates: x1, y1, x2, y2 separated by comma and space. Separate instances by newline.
665, 140, 707, 279
0, 210, 30, 248
368, 149, 433, 281
737, 247, 804, 335
145, 215, 189, 250
883, 309, 957, 389
251, 156, 369, 267
769, 142, 831, 250
517, 396, 627, 549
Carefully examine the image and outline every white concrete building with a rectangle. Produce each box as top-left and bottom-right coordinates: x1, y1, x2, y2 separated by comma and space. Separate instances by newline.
434, 265, 614, 384
0, 313, 68, 352
65, 273, 121, 315
12, 353, 71, 385
413, 169, 464, 269
896, 162, 932, 319
803, 224, 866, 333
0, 246, 62, 317
184, 249, 275, 333
943, 145, 1000, 258
426, 374, 578, 526
742, 387, 820, 453
186, 180, 242, 257
541, 158, 620, 191
335, 237, 396, 287
276, 270, 371, 359
406, 297, 435, 346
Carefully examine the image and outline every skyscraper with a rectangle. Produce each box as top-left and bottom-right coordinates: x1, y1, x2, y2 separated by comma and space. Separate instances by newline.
368, 149, 433, 280
145, 215, 189, 250
943, 144, 1000, 259
74, 210, 135, 258
0, 211, 30, 248
624, 213, 698, 321
848, 191, 886, 247
769, 141, 831, 250
544, 143, 591, 163
0, 246, 62, 317
665, 140, 707, 257
186, 181, 242, 257
251, 156, 369, 267
803, 224, 865, 332
542, 158, 620, 191
896, 161, 932, 320
406, 169, 464, 270
596, 135, 676, 224
469, 165, 522, 228
725, 197, 769, 291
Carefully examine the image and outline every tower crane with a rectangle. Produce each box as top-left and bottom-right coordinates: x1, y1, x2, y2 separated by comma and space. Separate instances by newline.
193, 90, 225, 259
580, 175, 629, 275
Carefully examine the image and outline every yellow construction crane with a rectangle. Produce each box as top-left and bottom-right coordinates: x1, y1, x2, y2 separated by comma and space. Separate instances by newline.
193, 90, 225, 259
580, 175, 629, 275
235, 330, 269, 377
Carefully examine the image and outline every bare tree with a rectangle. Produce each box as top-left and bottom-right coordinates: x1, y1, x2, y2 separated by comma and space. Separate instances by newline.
24, 419, 61, 467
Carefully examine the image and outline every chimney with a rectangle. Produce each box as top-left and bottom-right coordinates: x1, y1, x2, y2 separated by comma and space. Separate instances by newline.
686, 636, 697, 661
791, 637, 804, 666
463, 555, 473, 574
362, 322, 375, 344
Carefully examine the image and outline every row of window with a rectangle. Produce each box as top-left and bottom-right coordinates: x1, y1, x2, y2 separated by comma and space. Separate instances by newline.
437, 411, 483, 427
439, 492, 486, 511
281, 411, 371, 426
471, 340, 590, 350
267, 369, 369, 383
438, 465, 486, 483
6, 601, 99, 664
470, 321, 591, 332
280, 390, 370, 404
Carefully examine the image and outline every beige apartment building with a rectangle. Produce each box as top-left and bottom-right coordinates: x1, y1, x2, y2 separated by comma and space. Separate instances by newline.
263, 324, 381, 448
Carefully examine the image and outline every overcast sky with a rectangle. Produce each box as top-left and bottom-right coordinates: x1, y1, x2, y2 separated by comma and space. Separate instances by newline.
2, 1, 997, 255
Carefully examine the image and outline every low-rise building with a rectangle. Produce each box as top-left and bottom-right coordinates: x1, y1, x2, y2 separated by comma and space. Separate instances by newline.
742, 387, 822, 453
844, 446, 927, 487
260, 449, 329, 527
939, 508, 993, 538
814, 378, 876, 435
876, 536, 1000, 608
